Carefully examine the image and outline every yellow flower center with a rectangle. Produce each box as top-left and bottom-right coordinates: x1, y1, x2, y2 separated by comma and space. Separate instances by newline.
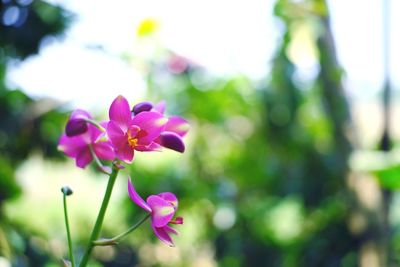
127, 126, 140, 148
128, 136, 138, 148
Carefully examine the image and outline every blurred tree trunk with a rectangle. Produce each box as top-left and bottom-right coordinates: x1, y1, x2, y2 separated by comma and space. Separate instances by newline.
316, 5, 351, 161
318, 1, 389, 266
380, 0, 392, 265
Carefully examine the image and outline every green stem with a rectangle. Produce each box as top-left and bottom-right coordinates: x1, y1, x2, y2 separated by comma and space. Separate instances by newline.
93, 214, 151, 246
88, 145, 110, 175
62, 188, 75, 267
84, 118, 106, 132
78, 164, 120, 267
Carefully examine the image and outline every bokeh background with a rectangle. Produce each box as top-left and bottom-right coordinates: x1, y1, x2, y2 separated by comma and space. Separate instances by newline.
1, 0, 400, 266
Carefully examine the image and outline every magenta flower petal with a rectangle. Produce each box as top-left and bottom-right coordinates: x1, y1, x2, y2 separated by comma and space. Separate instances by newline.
86, 124, 104, 142
116, 142, 134, 163
128, 178, 152, 212
135, 141, 163, 152
159, 131, 185, 153
70, 109, 92, 120
147, 195, 176, 228
132, 101, 153, 115
165, 116, 189, 137
107, 121, 126, 148
158, 192, 178, 208
152, 225, 175, 247
132, 111, 167, 144
164, 224, 179, 235
75, 148, 93, 168
153, 101, 166, 114
109, 95, 132, 132
58, 134, 86, 157
93, 143, 115, 160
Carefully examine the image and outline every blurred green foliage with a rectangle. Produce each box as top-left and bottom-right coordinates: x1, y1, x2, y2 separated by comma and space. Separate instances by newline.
122, 0, 357, 265
0, 0, 397, 266
0, 0, 70, 264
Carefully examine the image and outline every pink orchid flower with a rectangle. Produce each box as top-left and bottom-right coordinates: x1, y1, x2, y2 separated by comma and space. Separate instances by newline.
132, 101, 190, 153
128, 178, 183, 247
106, 96, 168, 163
58, 110, 115, 168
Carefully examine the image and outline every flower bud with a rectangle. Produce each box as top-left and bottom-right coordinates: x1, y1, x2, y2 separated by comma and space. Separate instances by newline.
65, 118, 88, 137
159, 131, 185, 153
61, 186, 73, 196
132, 102, 153, 115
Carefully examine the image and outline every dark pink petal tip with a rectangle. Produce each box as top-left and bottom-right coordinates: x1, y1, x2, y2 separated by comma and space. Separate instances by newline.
170, 217, 183, 225
160, 132, 185, 153
66, 119, 88, 137
132, 101, 153, 115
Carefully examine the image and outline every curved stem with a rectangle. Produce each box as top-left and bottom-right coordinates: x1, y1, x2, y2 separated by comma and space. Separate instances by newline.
93, 213, 151, 246
88, 145, 110, 175
62, 189, 75, 267
84, 118, 106, 132
78, 164, 120, 267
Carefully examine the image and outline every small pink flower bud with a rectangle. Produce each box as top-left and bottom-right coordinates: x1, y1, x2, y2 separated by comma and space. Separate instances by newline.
159, 132, 185, 153
132, 101, 153, 115
65, 119, 88, 137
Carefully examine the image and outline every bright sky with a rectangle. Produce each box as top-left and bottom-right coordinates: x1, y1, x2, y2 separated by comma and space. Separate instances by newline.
6, 0, 400, 109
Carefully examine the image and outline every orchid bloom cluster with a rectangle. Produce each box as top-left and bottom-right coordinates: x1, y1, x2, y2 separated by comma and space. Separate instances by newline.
59, 95, 188, 168
58, 95, 188, 267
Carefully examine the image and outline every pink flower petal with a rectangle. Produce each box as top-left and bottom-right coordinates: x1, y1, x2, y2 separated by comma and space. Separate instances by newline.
152, 225, 175, 247
75, 148, 93, 168
109, 95, 132, 132
88, 124, 105, 143
158, 192, 178, 208
93, 142, 115, 161
135, 141, 163, 152
153, 101, 166, 114
164, 224, 179, 235
70, 109, 92, 120
58, 134, 87, 157
165, 116, 189, 137
128, 178, 152, 212
132, 111, 167, 144
107, 121, 127, 149
116, 142, 134, 163
147, 195, 176, 228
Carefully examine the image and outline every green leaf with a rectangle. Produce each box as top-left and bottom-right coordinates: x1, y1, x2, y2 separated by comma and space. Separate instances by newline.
373, 165, 400, 189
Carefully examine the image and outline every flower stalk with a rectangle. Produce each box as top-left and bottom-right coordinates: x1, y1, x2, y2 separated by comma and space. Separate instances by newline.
61, 187, 75, 267
93, 213, 151, 246
78, 162, 120, 267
